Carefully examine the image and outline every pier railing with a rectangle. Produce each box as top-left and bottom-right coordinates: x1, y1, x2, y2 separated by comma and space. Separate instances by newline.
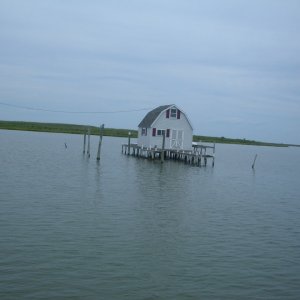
122, 143, 215, 167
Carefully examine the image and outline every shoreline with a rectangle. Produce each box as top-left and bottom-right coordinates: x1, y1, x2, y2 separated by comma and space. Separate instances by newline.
0, 120, 294, 147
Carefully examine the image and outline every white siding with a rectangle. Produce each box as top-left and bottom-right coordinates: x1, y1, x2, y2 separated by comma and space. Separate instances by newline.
137, 127, 151, 148
137, 107, 193, 150
153, 112, 193, 150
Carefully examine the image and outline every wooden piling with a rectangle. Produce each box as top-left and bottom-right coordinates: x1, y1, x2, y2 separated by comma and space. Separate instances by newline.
83, 131, 87, 154
87, 127, 91, 158
252, 154, 258, 169
127, 131, 131, 155
161, 131, 166, 163
96, 124, 104, 161
200, 148, 203, 166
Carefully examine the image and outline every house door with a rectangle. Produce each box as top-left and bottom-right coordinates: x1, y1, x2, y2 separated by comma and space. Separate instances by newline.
170, 130, 184, 149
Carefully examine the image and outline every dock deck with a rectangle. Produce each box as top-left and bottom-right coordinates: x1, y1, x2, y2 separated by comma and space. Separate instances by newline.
122, 143, 215, 167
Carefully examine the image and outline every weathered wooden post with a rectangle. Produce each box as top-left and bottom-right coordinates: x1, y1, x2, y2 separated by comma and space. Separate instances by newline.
87, 127, 91, 158
97, 124, 105, 161
252, 154, 258, 169
83, 130, 87, 154
161, 130, 166, 163
199, 147, 203, 167
212, 144, 215, 167
127, 131, 131, 155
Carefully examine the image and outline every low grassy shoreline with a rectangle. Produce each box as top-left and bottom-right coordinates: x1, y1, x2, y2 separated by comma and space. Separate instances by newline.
0, 120, 131, 138
0, 120, 293, 147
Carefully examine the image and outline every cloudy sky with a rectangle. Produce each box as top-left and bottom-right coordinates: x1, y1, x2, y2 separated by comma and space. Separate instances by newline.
1, 0, 299, 143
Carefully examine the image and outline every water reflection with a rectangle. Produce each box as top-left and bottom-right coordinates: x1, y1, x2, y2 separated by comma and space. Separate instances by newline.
132, 160, 191, 247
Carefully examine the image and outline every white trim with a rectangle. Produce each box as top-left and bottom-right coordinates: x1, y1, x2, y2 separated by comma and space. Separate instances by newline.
151, 104, 193, 130
170, 108, 177, 118
156, 129, 165, 136
170, 129, 184, 149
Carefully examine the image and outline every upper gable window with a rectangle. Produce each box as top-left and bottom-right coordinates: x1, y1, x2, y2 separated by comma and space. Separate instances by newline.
170, 108, 177, 118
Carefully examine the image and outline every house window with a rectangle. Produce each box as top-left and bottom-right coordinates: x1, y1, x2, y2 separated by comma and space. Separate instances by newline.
170, 108, 177, 118
157, 129, 165, 136
166, 129, 170, 137
141, 128, 147, 136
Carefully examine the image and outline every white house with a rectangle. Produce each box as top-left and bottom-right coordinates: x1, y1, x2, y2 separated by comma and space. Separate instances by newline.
137, 104, 193, 150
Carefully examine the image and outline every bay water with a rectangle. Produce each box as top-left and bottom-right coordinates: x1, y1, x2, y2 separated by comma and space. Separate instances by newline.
1, 130, 300, 299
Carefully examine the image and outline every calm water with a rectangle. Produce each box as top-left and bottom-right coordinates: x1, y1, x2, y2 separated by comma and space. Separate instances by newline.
1, 130, 300, 299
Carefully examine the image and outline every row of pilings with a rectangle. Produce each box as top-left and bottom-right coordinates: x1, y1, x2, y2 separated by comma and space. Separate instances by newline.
122, 143, 215, 167
82, 124, 105, 160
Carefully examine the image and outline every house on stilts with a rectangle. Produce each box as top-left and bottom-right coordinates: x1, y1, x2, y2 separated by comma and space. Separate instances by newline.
122, 104, 215, 166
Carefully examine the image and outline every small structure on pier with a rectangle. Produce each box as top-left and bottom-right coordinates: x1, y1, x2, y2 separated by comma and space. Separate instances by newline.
137, 104, 193, 150
122, 105, 215, 167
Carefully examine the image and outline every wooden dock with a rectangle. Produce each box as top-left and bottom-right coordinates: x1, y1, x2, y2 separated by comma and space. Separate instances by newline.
122, 143, 215, 167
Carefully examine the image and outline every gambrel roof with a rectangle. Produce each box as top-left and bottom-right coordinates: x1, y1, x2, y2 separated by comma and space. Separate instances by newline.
138, 104, 193, 129
138, 105, 172, 128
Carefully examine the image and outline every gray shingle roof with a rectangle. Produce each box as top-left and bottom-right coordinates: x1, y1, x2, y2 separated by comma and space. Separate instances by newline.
138, 105, 172, 128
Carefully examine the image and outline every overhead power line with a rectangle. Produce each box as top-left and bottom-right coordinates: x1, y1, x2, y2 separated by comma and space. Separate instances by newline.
0, 101, 152, 114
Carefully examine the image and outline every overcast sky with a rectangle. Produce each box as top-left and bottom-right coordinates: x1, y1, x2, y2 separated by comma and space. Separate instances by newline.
1, 0, 300, 143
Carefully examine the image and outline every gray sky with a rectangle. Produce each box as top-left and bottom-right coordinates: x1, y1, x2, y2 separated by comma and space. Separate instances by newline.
1, 0, 300, 143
